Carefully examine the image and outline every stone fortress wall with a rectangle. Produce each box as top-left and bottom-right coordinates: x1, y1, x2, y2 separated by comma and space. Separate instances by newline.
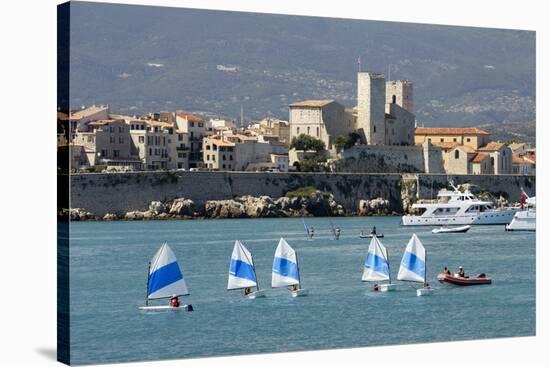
68, 171, 535, 216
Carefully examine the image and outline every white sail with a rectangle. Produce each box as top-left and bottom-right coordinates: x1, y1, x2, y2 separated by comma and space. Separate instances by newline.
272, 238, 300, 288
397, 233, 426, 283
227, 240, 258, 290
147, 243, 189, 299
362, 236, 390, 282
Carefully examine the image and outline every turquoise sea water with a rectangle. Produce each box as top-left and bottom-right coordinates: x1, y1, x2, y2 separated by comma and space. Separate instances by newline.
68, 217, 535, 365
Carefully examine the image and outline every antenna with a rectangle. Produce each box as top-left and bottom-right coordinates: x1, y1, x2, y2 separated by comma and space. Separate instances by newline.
357, 56, 362, 72
388, 64, 391, 80
240, 103, 244, 128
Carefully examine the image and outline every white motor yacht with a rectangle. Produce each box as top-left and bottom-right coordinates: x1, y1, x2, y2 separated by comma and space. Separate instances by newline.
402, 184, 518, 226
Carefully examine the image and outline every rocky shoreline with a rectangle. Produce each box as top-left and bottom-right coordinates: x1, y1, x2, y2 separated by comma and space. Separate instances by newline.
60, 191, 396, 221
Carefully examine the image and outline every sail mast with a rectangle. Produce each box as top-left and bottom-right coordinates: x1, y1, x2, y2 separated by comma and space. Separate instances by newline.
145, 261, 151, 306
251, 255, 260, 291
386, 246, 392, 285
296, 252, 302, 288
424, 250, 428, 288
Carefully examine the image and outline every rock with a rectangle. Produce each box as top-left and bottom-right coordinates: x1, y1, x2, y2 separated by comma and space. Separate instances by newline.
205, 200, 246, 218
148, 201, 166, 215
169, 198, 196, 216
124, 211, 144, 220
358, 198, 390, 216
103, 213, 117, 221
142, 210, 156, 220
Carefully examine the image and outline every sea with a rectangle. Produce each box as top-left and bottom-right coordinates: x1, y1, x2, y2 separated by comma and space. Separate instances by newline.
68, 217, 536, 365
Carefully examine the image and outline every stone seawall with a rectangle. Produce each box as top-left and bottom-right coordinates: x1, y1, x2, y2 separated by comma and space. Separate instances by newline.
68, 172, 535, 216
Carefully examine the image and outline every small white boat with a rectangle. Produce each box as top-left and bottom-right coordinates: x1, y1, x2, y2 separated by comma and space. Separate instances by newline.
228, 240, 266, 299
397, 234, 433, 296
139, 304, 194, 311
272, 238, 308, 297
362, 235, 395, 291
139, 243, 193, 311
431, 225, 471, 234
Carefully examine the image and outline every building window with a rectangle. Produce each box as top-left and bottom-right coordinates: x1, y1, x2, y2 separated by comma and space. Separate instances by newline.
139, 136, 144, 143
453, 138, 457, 142
206, 154, 210, 160
230, 155, 233, 161
467, 138, 471, 142
392, 95, 396, 104
440, 138, 444, 142
178, 134, 183, 141
454, 150, 460, 159
491, 157, 495, 166
223, 155, 226, 161
316, 127, 320, 137
113, 150, 120, 158
87, 136, 94, 143
373, 125, 377, 133
149, 148, 152, 156
307, 126, 311, 135
119, 136, 124, 144
297, 127, 300, 134
110, 136, 115, 144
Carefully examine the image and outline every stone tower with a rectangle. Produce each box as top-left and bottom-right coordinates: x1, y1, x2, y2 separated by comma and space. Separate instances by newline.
357, 72, 386, 145
385, 80, 413, 113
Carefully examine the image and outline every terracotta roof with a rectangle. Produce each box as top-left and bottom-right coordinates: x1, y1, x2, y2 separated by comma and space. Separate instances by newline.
176, 113, 204, 123
415, 127, 489, 136
70, 105, 108, 120
289, 99, 335, 108
472, 153, 489, 163
88, 119, 118, 126
478, 142, 505, 151
205, 137, 235, 147
512, 155, 535, 165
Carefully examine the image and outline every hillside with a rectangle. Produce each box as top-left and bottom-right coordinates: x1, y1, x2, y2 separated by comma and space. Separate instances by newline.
68, 2, 536, 132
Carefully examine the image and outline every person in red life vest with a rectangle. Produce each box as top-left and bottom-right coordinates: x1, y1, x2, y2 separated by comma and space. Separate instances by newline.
169, 295, 180, 307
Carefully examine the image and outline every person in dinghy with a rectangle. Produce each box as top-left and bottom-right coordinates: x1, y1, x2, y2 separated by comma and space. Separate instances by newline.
169, 295, 180, 307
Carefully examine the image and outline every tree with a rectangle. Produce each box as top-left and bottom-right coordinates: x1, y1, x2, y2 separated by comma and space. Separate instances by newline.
290, 134, 325, 152
334, 132, 361, 152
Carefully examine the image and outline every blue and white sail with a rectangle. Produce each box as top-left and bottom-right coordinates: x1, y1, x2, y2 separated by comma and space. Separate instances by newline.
228, 240, 258, 290
272, 238, 300, 288
147, 243, 189, 299
362, 236, 390, 282
397, 233, 426, 283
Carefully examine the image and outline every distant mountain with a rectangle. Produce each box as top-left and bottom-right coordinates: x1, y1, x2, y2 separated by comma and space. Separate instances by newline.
68, 2, 536, 131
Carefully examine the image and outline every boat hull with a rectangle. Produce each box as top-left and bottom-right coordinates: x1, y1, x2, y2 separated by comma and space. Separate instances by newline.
291, 289, 308, 297
139, 304, 193, 311
416, 287, 433, 296
505, 210, 536, 231
359, 234, 384, 239
380, 283, 396, 292
402, 210, 517, 226
431, 225, 471, 234
246, 290, 266, 299
437, 273, 492, 286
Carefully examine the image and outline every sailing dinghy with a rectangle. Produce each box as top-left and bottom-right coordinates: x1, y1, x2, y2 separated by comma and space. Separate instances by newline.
397, 234, 433, 296
228, 240, 266, 299
272, 238, 308, 297
362, 235, 395, 291
139, 243, 193, 311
